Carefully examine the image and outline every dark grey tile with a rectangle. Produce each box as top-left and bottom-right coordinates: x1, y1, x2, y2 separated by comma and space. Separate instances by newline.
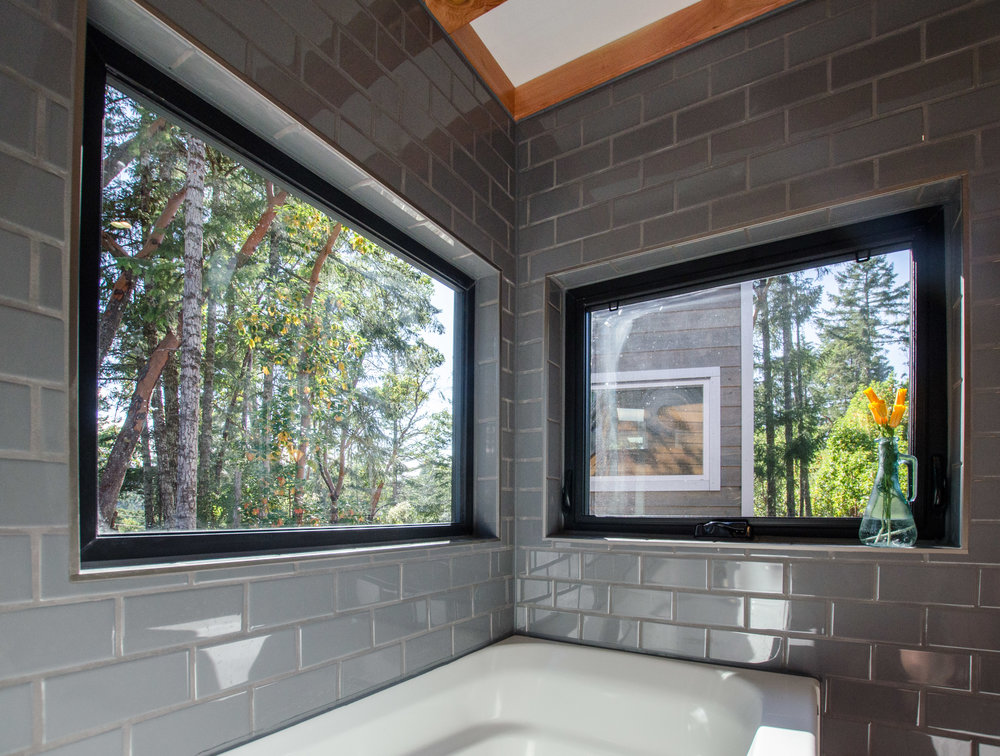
640, 621, 706, 658
747, 0, 828, 47
708, 630, 781, 665
749, 62, 828, 118
642, 204, 710, 248
132, 692, 250, 756
874, 646, 970, 689
832, 108, 924, 163
711, 39, 784, 96
643, 557, 707, 589
926, 690, 1000, 738
612, 119, 675, 165
555, 202, 611, 244
374, 598, 429, 644
827, 678, 919, 726
789, 161, 874, 209
643, 139, 710, 187
788, 85, 872, 139
581, 615, 638, 647
675, 593, 742, 627
786, 637, 870, 678
612, 181, 675, 227
676, 91, 746, 143
833, 600, 923, 644
788, 4, 872, 67
645, 69, 710, 121
927, 0, 1000, 58
749, 597, 826, 633
404, 627, 452, 673
529, 184, 580, 224
877, 52, 974, 115
875, 0, 968, 34
0, 683, 31, 754
928, 83, 1000, 139
749, 138, 830, 187
0, 2, 72, 97
877, 136, 976, 189
878, 564, 978, 606
790, 561, 874, 599
0, 70, 35, 153
928, 607, 1000, 650
583, 97, 642, 145
869, 724, 972, 756
582, 162, 642, 204
710, 113, 784, 164
676, 161, 746, 209
832, 28, 921, 89
711, 184, 787, 229
341, 644, 402, 698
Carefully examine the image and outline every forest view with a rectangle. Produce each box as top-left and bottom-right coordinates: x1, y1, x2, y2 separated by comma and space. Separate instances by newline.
96, 84, 454, 534
752, 251, 911, 518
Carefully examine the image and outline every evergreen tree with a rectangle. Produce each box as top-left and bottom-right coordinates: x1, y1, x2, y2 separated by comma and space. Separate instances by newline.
816, 256, 909, 414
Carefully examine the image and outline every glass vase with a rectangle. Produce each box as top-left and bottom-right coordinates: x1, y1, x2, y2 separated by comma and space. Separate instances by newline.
859, 438, 918, 547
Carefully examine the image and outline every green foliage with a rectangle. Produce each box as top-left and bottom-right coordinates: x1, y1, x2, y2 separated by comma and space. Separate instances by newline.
811, 381, 908, 517
98, 85, 454, 532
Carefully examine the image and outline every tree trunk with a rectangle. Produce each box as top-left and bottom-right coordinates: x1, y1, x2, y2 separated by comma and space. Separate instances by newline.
172, 137, 206, 531
102, 116, 167, 188
755, 280, 777, 517
98, 186, 187, 365
781, 281, 796, 518
295, 226, 342, 511
141, 424, 156, 527
197, 292, 218, 521
794, 310, 813, 517
98, 330, 180, 530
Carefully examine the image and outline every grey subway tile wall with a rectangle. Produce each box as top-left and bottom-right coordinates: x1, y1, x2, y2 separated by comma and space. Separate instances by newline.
514, 0, 1000, 754
0, 0, 513, 753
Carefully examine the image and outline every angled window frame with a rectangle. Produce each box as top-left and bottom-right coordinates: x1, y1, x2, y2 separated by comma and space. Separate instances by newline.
562, 208, 954, 544
78, 27, 475, 567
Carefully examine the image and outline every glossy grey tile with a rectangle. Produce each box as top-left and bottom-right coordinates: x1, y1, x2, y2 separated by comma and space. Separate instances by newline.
879, 564, 978, 606
374, 599, 429, 644
0, 600, 115, 678
404, 627, 453, 673
582, 615, 638, 647
525, 550, 580, 579
0, 682, 31, 754
341, 644, 403, 698
834, 601, 923, 644
454, 615, 493, 654
554, 581, 608, 612
473, 579, 508, 614
301, 612, 373, 667
337, 565, 400, 610
44, 652, 189, 742
709, 630, 782, 665
249, 573, 334, 629
428, 587, 473, 627
125, 585, 243, 652
675, 593, 743, 627
786, 637, 871, 679
0, 534, 30, 605
582, 553, 639, 582
526, 608, 580, 639
874, 646, 971, 689
196, 629, 296, 696
519, 578, 553, 605
253, 663, 339, 733
749, 597, 827, 634
642, 557, 708, 589
402, 559, 451, 597
131, 692, 250, 755
827, 678, 919, 726
640, 621, 707, 658
790, 560, 875, 599
40, 730, 124, 756
868, 723, 972, 756
712, 560, 784, 594
610, 586, 673, 620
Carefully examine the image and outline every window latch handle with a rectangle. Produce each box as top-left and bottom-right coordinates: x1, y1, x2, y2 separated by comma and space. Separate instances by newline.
694, 520, 752, 539
561, 471, 572, 513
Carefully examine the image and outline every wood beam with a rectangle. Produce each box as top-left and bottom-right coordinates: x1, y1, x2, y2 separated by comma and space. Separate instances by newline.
450, 24, 516, 116
421, 0, 509, 34
512, 0, 800, 119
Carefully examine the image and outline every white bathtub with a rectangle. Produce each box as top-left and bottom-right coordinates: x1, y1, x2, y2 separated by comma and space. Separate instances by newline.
225, 636, 819, 755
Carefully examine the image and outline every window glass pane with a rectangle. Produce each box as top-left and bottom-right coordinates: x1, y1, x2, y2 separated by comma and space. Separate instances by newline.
585, 251, 912, 520
753, 252, 911, 518
97, 83, 455, 534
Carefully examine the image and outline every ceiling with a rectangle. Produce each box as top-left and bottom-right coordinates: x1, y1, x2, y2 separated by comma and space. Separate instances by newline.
421, 0, 800, 120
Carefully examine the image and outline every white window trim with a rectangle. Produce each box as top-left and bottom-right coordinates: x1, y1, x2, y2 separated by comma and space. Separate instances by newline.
589, 367, 721, 492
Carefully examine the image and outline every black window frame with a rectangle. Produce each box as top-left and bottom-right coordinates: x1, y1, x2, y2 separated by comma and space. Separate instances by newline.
78, 27, 475, 568
562, 208, 951, 544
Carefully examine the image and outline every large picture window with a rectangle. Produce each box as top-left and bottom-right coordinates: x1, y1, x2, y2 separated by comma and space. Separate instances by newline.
563, 209, 957, 544
78, 29, 473, 566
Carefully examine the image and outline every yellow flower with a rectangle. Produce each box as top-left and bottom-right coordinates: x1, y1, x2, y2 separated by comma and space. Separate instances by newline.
887, 387, 908, 428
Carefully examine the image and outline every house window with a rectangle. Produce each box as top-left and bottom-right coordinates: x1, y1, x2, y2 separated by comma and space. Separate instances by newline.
78, 29, 473, 566
563, 208, 957, 544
